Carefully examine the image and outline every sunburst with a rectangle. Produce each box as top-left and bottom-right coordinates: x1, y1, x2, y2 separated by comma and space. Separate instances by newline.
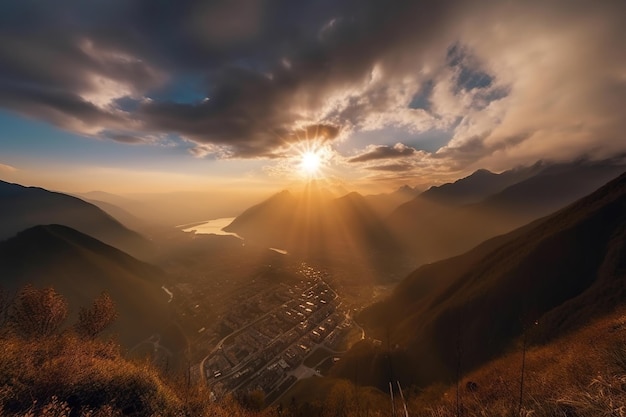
300, 151, 322, 176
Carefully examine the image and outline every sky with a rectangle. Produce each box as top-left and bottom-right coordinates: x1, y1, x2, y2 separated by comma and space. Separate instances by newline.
0, 0, 625, 194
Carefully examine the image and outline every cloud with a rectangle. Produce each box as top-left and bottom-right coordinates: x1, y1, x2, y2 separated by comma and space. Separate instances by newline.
364, 163, 415, 172
348, 143, 417, 163
100, 131, 150, 144
0, 0, 624, 173
0, 163, 16, 173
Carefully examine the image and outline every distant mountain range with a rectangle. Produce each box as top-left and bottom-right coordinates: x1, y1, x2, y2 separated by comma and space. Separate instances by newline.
77, 189, 272, 227
0, 225, 172, 347
363, 185, 420, 217
388, 159, 626, 265
420, 164, 543, 205
333, 168, 626, 390
0, 181, 153, 260
223, 159, 626, 281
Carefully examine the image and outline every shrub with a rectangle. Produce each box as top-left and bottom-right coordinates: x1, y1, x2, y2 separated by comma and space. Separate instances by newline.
75, 292, 117, 339
9, 286, 67, 338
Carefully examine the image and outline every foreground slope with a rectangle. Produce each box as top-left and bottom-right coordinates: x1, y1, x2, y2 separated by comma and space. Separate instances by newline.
408, 309, 626, 416
343, 170, 626, 389
0, 181, 153, 259
0, 225, 171, 346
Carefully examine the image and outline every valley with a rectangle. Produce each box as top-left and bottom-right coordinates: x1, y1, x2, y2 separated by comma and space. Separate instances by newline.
1, 161, 625, 415
1, 3, 625, 414
158, 242, 366, 402
196, 264, 359, 405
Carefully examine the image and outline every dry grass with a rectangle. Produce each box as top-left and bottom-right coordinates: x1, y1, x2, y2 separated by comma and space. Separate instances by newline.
0, 284, 280, 417
0, 334, 180, 416
2, 289, 626, 417
407, 309, 626, 417
0, 334, 279, 417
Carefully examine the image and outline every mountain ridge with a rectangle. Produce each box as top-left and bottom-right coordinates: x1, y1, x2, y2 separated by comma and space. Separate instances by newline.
0, 224, 173, 347
387, 160, 626, 265
0, 180, 153, 260
334, 169, 626, 390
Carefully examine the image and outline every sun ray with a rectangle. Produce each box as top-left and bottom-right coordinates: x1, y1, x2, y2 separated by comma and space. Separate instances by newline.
300, 151, 321, 176
291, 140, 333, 180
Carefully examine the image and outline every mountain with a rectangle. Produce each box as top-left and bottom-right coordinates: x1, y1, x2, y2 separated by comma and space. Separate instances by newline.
420, 163, 542, 206
224, 184, 408, 281
0, 181, 153, 260
335, 169, 626, 390
363, 185, 420, 217
79, 189, 274, 227
78, 190, 142, 210
0, 224, 172, 347
85, 199, 147, 230
387, 160, 626, 265
477, 160, 626, 220
223, 190, 298, 245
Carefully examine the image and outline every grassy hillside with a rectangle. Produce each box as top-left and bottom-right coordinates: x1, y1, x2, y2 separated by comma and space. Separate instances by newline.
2, 290, 624, 416
0, 225, 173, 347
408, 309, 626, 416
0, 331, 272, 417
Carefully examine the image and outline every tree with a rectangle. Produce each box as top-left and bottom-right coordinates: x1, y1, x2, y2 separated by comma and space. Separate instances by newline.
10, 285, 68, 338
75, 292, 117, 338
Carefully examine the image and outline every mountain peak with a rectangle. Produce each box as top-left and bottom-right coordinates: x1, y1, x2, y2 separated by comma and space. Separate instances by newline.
471, 168, 494, 176
337, 191, 365, 201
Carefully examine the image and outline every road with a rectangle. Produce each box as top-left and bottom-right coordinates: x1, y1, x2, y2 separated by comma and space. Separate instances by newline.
198, 277, 330, 385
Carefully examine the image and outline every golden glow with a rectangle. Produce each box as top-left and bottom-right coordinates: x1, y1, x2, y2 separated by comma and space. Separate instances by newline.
295, 144, 333, 179
300, 151, 322, 176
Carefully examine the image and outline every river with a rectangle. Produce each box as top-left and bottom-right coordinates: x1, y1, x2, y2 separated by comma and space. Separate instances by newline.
179, 218, 289, 255
179, 217, 242, 239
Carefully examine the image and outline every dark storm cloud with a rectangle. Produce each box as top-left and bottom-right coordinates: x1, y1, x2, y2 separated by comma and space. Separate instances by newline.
0, 0, 625, 169
136, 66, 341, 157
348, 143, 417, 163
0, 0, 464, 158
129, 0, 464, 157
0, 79, 128, 133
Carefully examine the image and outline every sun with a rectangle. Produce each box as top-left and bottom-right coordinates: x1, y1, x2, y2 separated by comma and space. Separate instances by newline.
300, 151, 322, 176
291, 142, 332, 179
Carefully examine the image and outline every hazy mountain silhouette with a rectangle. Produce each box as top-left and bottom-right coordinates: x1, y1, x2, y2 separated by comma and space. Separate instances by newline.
224, 183, 408, 280
224, 190, 298, 245
477, 160, 626, 220
421, 163, 543, 205
336, 169, 626, 390
85, 199, 147, 230
79, 190, 142, 210
0, 181, 153, 260
363, 185, 420, 216
388, 160, 626, 265
0, 225, 172, 346
79, 189, 273, 227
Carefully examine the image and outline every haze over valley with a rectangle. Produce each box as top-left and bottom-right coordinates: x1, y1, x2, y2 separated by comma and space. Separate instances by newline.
1, 0, 626, 416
